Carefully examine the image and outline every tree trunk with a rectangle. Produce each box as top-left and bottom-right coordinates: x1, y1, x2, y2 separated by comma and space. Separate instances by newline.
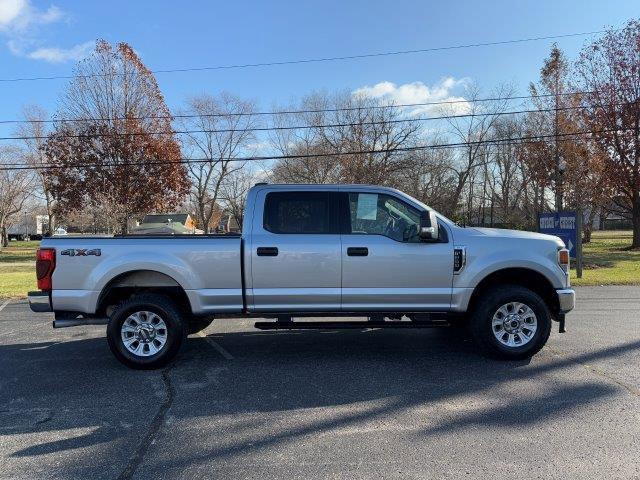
583, 207, 598, 244
632, 197, 640, 249
46, 196, 55, 236
1, 225, 8, 248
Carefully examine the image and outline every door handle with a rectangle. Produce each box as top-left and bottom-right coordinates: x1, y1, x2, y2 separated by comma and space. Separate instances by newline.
257, 247, 278, 257
347, 247, 368, 257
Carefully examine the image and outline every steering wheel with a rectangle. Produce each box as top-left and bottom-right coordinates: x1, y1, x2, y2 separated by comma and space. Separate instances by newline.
404, 223, 419, 242
385, 216, 408, 241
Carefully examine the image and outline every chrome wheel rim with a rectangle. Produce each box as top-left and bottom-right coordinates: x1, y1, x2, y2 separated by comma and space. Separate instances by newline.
491, 302, 537, 348
121, 311, 168, 357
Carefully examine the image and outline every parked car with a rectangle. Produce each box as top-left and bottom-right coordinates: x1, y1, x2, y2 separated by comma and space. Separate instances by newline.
28, 184, 574, 369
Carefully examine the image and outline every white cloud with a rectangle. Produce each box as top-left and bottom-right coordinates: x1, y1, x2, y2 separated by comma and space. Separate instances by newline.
27, 40, 92, 63
353, 77, 472, 116
0, 0, 90, 63
246, 140, 272, 153
0, 0, 24, 27
0, 0, 62, 32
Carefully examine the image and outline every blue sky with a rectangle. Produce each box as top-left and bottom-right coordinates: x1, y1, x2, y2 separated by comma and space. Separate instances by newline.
0, 0, 638, 137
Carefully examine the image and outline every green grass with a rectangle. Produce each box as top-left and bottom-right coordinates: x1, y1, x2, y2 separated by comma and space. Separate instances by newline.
571, 230, 640, 286
0, 264, 36, 299
0, 241, 39, 298
0, 240, 39, 263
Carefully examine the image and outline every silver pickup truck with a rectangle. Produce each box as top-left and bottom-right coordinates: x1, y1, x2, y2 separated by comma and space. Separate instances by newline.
28, 184, 575, 369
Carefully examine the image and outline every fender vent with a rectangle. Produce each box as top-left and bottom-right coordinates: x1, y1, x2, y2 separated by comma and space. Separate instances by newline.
453, 246, 466, 274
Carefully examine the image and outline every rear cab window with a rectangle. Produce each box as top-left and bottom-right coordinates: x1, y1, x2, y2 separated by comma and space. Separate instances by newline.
263, 191, 336, 234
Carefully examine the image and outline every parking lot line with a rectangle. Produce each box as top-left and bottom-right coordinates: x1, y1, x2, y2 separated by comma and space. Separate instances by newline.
196, 331, 234, 360
0, 320, 51, 337
0, 300, 10, 313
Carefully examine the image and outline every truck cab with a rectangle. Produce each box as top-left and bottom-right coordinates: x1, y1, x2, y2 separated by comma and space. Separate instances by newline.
245, 184, 453, 312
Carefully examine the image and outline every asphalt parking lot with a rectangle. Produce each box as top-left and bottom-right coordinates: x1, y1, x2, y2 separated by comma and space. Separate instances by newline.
0, 286, 638, 480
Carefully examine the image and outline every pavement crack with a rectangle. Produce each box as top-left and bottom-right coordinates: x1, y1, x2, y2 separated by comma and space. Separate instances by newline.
117, 363, 176, 480
548, 347, 640, 398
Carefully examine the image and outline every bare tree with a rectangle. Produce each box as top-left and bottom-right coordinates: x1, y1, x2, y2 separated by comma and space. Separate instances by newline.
178, 93, 257, 232
438, 83, 515, 222
270, 92, 421, 185
486, 116, 527, 228
14, 105, 55, 234
269, 94, 347, 184
397, 144, 458, 214
220, 164, 261, 231
319, 92, 421, 184
0, 146, 34, 248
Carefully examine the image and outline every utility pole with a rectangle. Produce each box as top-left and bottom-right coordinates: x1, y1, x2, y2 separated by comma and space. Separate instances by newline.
576, 208, 583, 278
554, 72, 564, 213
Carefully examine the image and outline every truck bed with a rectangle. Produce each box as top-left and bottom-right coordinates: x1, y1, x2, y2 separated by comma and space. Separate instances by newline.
41, 235, 244, 315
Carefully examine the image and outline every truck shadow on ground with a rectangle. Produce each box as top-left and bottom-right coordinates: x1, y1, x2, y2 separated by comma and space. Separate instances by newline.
1, 327, 636, 477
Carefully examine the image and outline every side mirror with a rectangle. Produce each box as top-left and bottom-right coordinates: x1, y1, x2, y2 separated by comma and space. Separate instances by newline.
419, 210, 439, 242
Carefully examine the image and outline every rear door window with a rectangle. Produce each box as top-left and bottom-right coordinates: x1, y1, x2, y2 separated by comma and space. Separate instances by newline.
263, 192, 332, 234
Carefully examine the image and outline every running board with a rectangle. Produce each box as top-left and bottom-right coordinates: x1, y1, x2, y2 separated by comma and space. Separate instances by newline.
254, 320, 450, 330
53, 318, 109, 328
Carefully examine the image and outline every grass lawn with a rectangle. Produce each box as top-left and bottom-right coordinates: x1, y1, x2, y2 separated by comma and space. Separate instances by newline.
571, 230, 640, 286
0, 241, 39, 299
0, 240, 39, 263
0, 264, 37, 299
0, 233, 637, 299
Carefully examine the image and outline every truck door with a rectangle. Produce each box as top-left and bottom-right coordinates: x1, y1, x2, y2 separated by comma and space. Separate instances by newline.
339, 191, 453, 311
248, 189, 341, 312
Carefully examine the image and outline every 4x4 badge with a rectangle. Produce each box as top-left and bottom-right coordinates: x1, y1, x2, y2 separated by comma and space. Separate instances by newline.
60, 248, 101, 257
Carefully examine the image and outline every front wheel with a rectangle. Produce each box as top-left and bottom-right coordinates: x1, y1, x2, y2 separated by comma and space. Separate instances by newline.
469, 285, 552, 360
107, 294, 187, 369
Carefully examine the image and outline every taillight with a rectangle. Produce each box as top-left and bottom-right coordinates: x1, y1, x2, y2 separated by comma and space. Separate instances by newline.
36, 248, 56, 290
558, 248, 570, 273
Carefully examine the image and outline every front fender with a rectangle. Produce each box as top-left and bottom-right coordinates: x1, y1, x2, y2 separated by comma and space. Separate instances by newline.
458, 255, 564, 290
450, 247, 566, 312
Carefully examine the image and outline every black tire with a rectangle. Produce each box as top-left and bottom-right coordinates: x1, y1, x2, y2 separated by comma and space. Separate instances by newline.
188, 316, 215, 335
107, 293, 187, 369
469, 284, 552, 360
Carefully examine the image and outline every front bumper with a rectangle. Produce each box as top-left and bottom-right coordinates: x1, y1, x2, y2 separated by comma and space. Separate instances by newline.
556, 288, 575, 313
28, 291, 52, 313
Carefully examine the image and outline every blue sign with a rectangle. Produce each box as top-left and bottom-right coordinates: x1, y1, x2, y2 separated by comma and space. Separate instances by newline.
538, 211, 578, 257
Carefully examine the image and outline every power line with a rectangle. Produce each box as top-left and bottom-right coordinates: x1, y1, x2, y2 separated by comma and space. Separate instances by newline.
0, 90, 598, 125
0, 30, 613, 83
0, 102, 623, 142
0, 126, 627, 172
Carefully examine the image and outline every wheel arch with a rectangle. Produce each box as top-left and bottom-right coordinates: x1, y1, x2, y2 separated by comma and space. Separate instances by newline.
96, 270, 192, 317
466, 267, 559, 319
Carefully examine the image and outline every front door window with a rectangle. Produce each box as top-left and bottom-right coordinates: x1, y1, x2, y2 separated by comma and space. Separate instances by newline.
347, 192, 421, 242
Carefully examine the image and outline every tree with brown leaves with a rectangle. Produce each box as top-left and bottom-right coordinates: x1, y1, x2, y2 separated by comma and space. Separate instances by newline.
43, 40, 189, 233
576, 21, 640, 248
522, 44, 607, 241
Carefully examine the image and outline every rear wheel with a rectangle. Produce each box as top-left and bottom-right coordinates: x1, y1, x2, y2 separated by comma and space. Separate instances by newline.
469, 285, 551, 360
107, 294, 187, 369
